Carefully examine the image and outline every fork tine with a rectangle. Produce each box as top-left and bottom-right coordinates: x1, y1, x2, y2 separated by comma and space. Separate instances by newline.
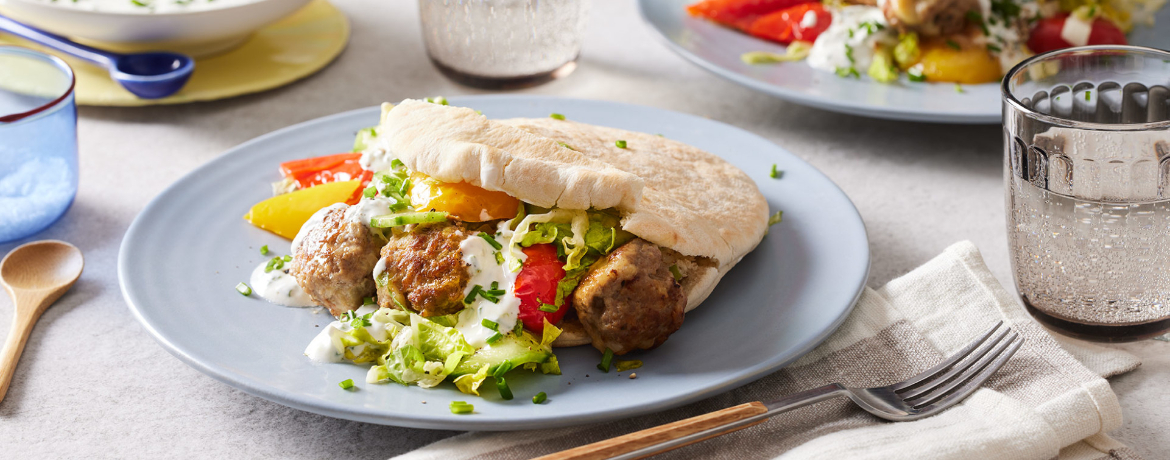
896, 325, 1013, 400
907, 332, 1023, 410
891, 321, 1006, 392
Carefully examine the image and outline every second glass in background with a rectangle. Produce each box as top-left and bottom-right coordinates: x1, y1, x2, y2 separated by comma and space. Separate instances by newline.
1002, 45, 1170, 341
419, 0, 588, 89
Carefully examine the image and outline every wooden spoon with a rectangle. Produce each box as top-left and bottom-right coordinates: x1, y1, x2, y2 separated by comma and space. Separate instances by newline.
0, 240, 83, 403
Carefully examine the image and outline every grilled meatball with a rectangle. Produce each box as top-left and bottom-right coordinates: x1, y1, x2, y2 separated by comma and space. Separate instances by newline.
376, 223, 471, 317
291, 207, 384, 316
572, 239, 686, 355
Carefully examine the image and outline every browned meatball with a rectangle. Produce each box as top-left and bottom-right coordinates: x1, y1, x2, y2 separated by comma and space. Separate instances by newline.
291, 207, 384, 316
376, 223, 471, 317
572, 239, 686, 355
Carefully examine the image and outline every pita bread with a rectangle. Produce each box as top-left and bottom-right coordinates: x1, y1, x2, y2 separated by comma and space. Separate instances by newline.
374, 100, 771, 344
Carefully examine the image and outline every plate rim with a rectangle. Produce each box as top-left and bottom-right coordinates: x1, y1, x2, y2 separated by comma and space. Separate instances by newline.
635, 0, 1002, 124
118, 95, 870, 430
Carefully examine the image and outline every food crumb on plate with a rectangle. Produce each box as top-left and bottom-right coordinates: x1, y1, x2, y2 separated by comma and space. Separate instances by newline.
630, 373, 637, 379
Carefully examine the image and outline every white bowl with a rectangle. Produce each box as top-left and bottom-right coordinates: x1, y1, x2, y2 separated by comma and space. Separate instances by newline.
0, 0, 313, 57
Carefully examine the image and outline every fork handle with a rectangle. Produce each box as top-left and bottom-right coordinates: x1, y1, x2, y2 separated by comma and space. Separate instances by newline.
539, 384, 846, 460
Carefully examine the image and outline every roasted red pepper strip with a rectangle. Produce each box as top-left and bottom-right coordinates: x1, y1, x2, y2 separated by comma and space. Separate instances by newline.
747, 3, 831, 44
343, 170, 375, 205
514, 244, 568, 333
279, 153, 365, 189
686, 0, 817, 31
1026, 14, 1127, 54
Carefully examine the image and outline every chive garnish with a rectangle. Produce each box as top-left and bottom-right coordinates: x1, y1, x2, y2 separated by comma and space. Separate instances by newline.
768, 211, 783, 226
532, 392, 548, 404
449, 401, 474, 414
538, 303, 559, 313
464, 285, 482, 304
669, 264, 683, 282
494, 252, 505, 265
770, 164, 783, 179
550, 113, 566, 120
363, 185, 377, 199
556, 142, 576, 151
259, 245, 269, 255
496, 377, 514, 400
513, 321, 525, 335
486, 332, 503, 344
478, 232, 503, 250
339, 379, 354, 390
369, 212, 448, 228
481, 319, 499, 331
363, 296, 376, 305
615, 140, 627, 149
946, 40, 961, 50
597, 348, 614, 373
1085, 91, 1091, 101
235, 282, 252, 296
281, 255, 292, 262
615, 360, 643, 372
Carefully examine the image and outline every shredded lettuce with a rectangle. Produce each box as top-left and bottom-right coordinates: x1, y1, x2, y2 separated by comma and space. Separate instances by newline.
506, 209, 632, 275
454, 364, 491, 395
353, 127, 378, 152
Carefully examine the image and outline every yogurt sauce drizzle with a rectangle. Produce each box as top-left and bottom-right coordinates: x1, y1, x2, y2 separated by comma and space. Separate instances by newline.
249, 258, 315, 307
305, 305, 388, 362
455, 222, 522, 348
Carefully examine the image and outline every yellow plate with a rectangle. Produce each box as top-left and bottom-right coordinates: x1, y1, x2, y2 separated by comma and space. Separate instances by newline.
0, 0, 349, 106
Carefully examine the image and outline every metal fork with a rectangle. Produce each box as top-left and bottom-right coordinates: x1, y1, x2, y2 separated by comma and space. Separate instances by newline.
541, 321, 1023, 460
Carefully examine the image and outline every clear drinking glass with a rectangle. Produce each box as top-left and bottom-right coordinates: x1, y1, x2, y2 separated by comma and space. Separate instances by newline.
1003, 45, 1170, 341
0, 46, 79, 243
418, 0, 588, 89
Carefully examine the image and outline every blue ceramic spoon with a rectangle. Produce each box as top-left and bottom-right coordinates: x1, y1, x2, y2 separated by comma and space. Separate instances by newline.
0, 13, 194, 99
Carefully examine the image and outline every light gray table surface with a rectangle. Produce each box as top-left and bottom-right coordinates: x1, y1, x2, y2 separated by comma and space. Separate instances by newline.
1, 1, 1166, 458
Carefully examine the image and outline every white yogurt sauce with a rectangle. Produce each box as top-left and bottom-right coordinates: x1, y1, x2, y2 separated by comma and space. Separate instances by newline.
344, 195, 394, 227
359, 142, 398, 173
800, 10, 819, 29
455, 223, 522, 348
35, 0, 260, 14
304, 305, 393, 363
807, 6, 894, 75
250, 259, 316, 307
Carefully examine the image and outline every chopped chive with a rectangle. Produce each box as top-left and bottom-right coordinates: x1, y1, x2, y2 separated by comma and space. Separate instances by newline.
532, 392, 547, 404
486, 332, 504, 344
449, 401, 474, 414
615, 140, 627, 149
235, 282, 252, 296
513, 321, 525, 335
549, 113, 566, 120
390, 158, 405, 170
986, 44, 1002, 53
282, 255, 292, 262
946, 40, 961, 50
370, 212, 448, 228
478, 232, 503, 250
538, 303, 559, 313
954, 83, 965, 94
426, 96, 449, 105
1085, 91, 1091, 101
339, 379, 354, 390
265, 256, 284, 273
490, 281, 499, 290
669, 264, 683, 282
615, 360, 643, 371
464, 285, 482, 304
770, 164, 783, 179
496, 377, 514, 400
768, 211, 783, 226
556, 142, 576, 151
597, 348, 614, 373
363, 296, 376, 305
494, 252, 505, 265
259, 245, 269, 255
481, 319, 499, 331
362, 185, 377, 199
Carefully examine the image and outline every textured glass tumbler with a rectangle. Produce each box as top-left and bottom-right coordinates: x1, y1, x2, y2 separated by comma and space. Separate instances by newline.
418, 0, 587, 89
1003, 46, 1170, 342
0, 46, 78, 243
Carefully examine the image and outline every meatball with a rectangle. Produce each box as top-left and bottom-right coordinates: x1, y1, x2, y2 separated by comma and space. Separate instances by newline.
882, 0, 980, 37
291, 207, 384, 316
376, 223, 471, 317
571, 239, 686, 355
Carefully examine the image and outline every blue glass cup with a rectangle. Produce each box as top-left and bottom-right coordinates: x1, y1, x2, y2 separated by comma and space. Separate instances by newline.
0, 46, 78, 243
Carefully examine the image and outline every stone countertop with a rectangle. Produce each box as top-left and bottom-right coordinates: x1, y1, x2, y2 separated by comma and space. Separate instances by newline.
0, 0, 1165, 458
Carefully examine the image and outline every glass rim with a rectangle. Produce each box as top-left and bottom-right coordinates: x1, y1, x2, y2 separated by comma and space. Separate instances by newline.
0, 45, 76, 124
1001, 44, 1170, 131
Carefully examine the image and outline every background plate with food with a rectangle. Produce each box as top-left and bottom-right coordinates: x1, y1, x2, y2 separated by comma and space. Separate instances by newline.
639, 0, 1169, 123
118, 95, 869, 430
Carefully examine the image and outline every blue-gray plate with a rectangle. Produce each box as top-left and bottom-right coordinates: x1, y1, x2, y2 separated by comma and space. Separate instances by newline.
118, 96, 869, 430
638, 0, 1170, 124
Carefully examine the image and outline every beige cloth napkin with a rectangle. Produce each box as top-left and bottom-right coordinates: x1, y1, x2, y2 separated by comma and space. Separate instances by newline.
393, 241, 1142, 460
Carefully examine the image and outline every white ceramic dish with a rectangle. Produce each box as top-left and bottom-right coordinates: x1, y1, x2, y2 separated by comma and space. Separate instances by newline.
0, 0, 311, 56
638, 0, 1170, 124
119, 95, 870, 430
